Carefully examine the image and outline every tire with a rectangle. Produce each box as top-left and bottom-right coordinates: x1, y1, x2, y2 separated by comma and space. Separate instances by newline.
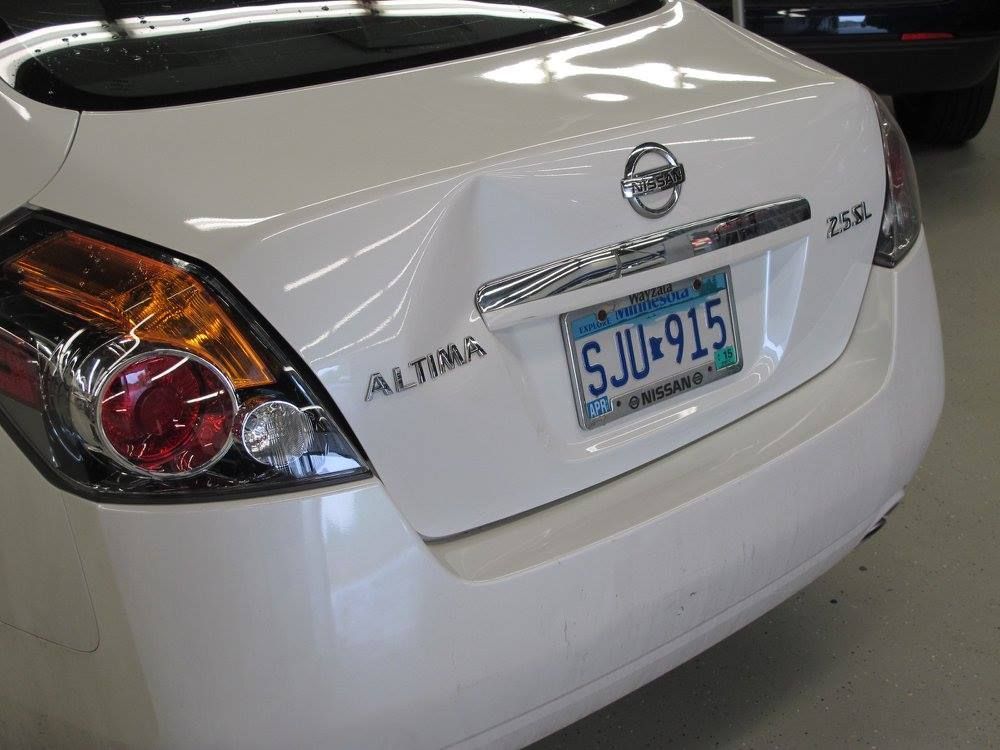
893, 62, 999, 146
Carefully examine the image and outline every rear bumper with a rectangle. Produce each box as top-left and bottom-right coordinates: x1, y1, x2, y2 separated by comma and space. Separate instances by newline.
1, 235, 943, 749
786, 35, 1000, 94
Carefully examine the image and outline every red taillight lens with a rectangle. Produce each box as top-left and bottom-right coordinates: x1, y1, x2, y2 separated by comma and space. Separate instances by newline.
0, 211, 368, 500
98, 352, 236, 476
0, 328, 41, 409
900, 32, 954, 41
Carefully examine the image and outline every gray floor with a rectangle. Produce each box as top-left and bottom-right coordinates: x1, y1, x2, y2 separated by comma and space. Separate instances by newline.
532, 92, 1000, 749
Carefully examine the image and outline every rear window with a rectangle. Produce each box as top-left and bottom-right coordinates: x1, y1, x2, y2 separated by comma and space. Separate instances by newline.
0, 0, 662, 110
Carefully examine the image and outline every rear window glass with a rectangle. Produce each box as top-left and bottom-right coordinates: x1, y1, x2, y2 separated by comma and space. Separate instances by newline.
0, 0, 662, 110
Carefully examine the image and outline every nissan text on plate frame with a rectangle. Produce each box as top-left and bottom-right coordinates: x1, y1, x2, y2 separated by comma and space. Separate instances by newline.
0, 1, 943, 748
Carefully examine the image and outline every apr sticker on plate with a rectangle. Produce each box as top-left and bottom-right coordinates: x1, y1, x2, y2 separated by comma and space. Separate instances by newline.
561, 268, 743, 429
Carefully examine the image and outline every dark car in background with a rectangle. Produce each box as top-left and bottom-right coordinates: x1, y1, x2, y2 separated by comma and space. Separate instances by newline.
699, 0, 1000, 144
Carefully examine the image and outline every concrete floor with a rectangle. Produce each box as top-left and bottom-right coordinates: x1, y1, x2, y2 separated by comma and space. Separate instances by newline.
532, 91, 1000, 749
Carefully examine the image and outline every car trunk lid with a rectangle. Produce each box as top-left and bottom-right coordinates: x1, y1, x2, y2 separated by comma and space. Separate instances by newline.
34, 1, 886, 537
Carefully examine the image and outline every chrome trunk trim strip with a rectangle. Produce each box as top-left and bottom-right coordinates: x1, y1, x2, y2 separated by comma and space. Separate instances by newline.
474, 197, 811, 315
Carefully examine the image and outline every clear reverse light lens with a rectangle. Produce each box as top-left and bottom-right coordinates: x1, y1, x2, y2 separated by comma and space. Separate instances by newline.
872, 93, 922, 267
238, 398, 314, 469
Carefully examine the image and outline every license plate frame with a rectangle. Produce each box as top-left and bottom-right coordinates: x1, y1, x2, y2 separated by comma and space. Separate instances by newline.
561, 267, 743, 430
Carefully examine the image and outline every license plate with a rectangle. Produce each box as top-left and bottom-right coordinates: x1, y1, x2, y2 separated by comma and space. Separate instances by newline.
562, 268, 742, 429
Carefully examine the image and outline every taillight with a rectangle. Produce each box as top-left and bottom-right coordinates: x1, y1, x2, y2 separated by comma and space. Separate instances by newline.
0, 211, 368, 500
96, 351, 236, 477
900, 32, 954, 41
0, 328, 41, 409
871, 93, 922, 267
10, 229, 272, 388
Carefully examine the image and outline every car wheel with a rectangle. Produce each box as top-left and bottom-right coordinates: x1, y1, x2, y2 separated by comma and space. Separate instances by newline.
893, 62, 998, 146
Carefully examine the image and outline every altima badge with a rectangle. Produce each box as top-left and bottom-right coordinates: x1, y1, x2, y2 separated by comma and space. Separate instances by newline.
365, 336, 487, 401
620, 142, 686, 218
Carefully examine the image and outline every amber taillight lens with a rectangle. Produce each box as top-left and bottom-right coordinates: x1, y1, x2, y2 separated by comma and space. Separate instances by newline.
9, 230, 272, 389
0, 211, 368, 501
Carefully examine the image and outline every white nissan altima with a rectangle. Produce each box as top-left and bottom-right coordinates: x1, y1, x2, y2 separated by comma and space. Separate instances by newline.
0, 1, 943, 747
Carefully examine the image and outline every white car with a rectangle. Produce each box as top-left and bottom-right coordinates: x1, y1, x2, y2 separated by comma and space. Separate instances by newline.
0, 1, 942, 748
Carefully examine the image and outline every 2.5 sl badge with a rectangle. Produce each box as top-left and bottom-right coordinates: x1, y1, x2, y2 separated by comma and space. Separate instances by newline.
827, 200, 873, 238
